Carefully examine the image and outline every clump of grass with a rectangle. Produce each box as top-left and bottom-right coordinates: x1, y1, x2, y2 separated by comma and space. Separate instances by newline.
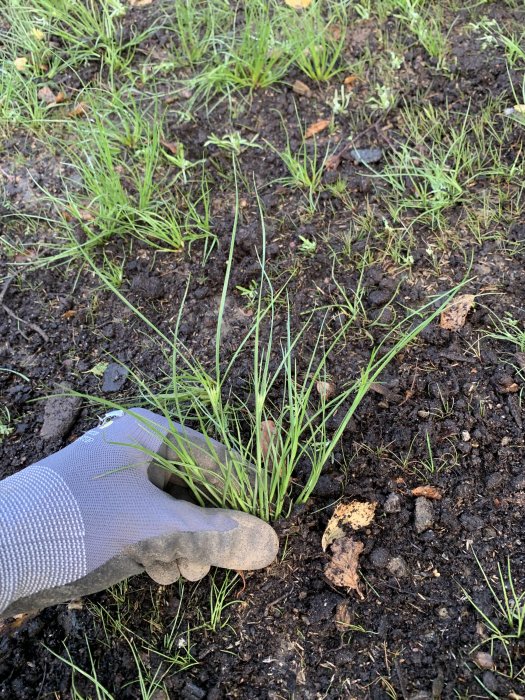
28, 91, 215, 268
372, 102, 519, 231
285, 0, 348, 82
73, 167, 466, 522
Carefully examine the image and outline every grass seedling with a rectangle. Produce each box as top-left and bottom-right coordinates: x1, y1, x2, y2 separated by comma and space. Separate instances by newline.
202, 572, 240, 633
73, 163, 468, 522
0, 406, 14, 443
205, 131, 261, 155
462, 551, 525, 680
484, 312, 525, 353
269, 110, 331, 210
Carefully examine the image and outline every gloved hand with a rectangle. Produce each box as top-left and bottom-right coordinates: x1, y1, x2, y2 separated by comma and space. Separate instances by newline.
0, 408, 278, 619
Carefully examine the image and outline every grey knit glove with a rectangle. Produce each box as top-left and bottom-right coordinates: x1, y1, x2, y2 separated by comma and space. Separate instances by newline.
0, 408, 278, 618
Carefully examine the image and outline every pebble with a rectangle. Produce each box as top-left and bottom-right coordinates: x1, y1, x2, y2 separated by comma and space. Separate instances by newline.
513, 474, 525, 490
347, 147, 383, 164
386, 556, 409, 578
102, 363, 129, 393
370, 548, 390, 568
481, 671, 499, 693
472, 651, 495, 670
485, 472, 505, 491
414, 497, 434, 534
40, 391, 82, 440
460, 513, 484, 531
384, 492, 402, 513
461, 430, 471, 442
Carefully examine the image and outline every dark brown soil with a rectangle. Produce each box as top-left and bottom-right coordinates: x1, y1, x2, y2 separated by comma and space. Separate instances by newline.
1, 2, 525, 698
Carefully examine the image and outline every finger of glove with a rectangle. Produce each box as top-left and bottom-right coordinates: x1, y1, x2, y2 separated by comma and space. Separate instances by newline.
132, 503, 278, 573
144, 560, 181, 586
177, 559, 210, 581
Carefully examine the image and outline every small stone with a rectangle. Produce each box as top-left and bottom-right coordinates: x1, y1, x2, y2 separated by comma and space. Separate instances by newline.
501, 436, 511, 446
513, 474, 525, 490
460, 513, 484, 531
347, 147, 383, 164
386, 556, 409, 578
40, 391, 82, 440
461, 430, 471, 442
384, 492, 402, 513
437, 606, 449, 619
481, 671, 499, 693
472, 651, 495, 670
334, 601, 353, 630
485, 472, 505, 491
102, 363, 129, 393
414, 497, 434, 534
418, 409, 430, 418
370, 548, 390, 568
182, 682, 205, 700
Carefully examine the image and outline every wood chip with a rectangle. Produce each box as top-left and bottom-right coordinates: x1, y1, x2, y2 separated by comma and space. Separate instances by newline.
14, 57, 28, 71
292, 80, 312, 97
284, 0, 312, 7
37, 86, 56, 105
316, 380, 335, 401
439, 294, 476, 331
305, 119, 330, 139
411, 485, 443, 500
325, 537, 364, 598
260, 420, 277, 461
68, 102, 89, 118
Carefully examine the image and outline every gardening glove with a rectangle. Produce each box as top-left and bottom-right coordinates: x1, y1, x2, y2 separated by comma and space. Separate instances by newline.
0, 408, 278, 619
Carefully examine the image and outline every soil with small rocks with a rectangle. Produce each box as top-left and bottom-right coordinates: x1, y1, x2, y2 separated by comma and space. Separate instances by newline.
1, 2, 525, 699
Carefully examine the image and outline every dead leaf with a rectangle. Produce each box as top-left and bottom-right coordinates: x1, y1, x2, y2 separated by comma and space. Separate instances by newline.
62, 310, 77, 319
260, 420, 277, 461
343, 75, 358, 87
325, 154, 341, 171
128, 0, 153, 5
322, 500, 376, 551
68, 102, 88, 118
411, 485, 443, 500
31, 28, 45, 41
292, 80, 312, 97
161, 139, 180, 155
471, 651, 495, 670
316, 380, 335, 401
515, 352, 525, 371
305, 119, 330, 139
284, 0, 312, 7
439, 294, 476, 331
14, 57, 28, 71
37, 86, 56, 105
514, 104, 525, 114
325, 537, 364, 598
54, 91, 66, 104
334, 601, 353, 629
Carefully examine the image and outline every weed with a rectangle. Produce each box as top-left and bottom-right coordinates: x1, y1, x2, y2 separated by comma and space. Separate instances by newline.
0, 406, 13, 443
298, 235, 317, 256
484, 312, 525, 353
285, 1, 348, 82
201, 571, 240, 633
269, 111, 331, 210
462, 551, 525, 681
205, 131, 261, 155
72, 168, 468, 522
